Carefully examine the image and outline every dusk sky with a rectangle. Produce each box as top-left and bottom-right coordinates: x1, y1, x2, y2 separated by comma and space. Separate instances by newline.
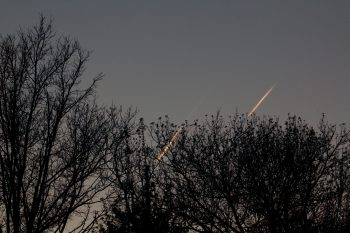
2, 1, 350, 125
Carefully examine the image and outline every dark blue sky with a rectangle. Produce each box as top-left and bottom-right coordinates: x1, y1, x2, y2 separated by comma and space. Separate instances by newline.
1, 1, 350, 125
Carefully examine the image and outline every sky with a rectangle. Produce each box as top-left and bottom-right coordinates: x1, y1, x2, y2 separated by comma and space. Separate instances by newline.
1, 1, 350, 126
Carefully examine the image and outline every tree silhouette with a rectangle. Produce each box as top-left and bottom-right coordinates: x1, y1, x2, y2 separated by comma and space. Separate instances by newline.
0, 16, 134, 233
236, 115, 349, 233
7, 14, 350, 233
100, 118, 187, 233
142, 114, 350, 233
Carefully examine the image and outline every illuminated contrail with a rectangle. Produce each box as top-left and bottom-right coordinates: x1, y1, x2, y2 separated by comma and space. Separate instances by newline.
157, 127, 182, 160
157, 93, 207, 160
248, 84, 276, 116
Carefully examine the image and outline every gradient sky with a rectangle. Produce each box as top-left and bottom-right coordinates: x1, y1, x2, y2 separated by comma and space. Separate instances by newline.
1, 1, 350, 126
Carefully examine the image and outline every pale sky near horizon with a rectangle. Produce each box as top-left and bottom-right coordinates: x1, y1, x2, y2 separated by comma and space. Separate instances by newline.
1, 1, 350, 126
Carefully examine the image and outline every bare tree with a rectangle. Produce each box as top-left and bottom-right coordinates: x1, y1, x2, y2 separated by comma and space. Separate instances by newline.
237, 115, 350, 233
160, 114, 252, 233
100, 118, 187, 233
148, 114, 350, 233
0, 16, 132, 233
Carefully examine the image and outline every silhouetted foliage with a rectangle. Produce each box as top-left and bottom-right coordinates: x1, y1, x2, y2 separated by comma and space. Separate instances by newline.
102, 113, 350, 233
166, 114, 350, 233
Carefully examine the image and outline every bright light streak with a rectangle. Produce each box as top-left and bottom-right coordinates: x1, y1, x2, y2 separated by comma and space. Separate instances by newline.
157, 93, 207, 160
157, 127, 182, 160
248, 84, 276, 116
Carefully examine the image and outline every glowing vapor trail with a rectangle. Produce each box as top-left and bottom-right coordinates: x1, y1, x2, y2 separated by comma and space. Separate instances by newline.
248, 84, 276, 116
157, 92, 208, 160
157, 127, 182, 160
